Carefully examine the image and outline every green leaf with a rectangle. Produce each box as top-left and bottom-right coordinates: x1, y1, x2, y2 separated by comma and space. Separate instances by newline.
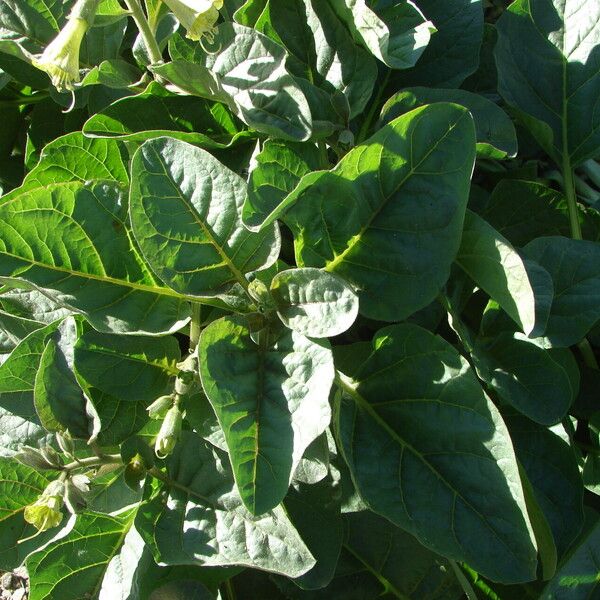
0, 285, 72, 326
0, 458, 57, 571
27, 510, 135, 600
506, 414, 585, 559
0, 181, 191, 335
199, 315, 334, 514
153, 23, 313, 141
456, 210, 546, 336
83, 82, 251, 148
495, 0, 600, 166
483, 180, 600, 247
135, 432, 315, 576
34, 317, 99, 439
344, 510, 463, 599
270, 268, 359, 338
524, 236, 600, 347
130, 137, 280, 299
473, 332, 579, 425
285, 103, 476, 321
243, 139, 321, 231
0, 309, 43, 359
335, 324, 538, 583
380, 87, 517, 159
541, 512, 600, 599
328, 0, 434, 69
390, 0, 484, 88
81, 59, 142, 89
74, 328, 180, 445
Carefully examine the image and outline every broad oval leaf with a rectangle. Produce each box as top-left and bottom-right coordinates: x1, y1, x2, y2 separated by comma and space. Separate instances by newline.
130, 137, 280, 299
199, 315, 334, 514
335, 323, 538, 583
285, 103, 476, 321
495, 0, 600, 166
524, 236, 600, 347
135, 432, 316, 577
457, 210, 545, 336
0, 181, 191, 335
270, 268, 359, 338
381, 87, 518, 159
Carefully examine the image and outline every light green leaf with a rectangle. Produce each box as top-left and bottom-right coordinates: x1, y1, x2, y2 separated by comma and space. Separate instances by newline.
495, 0, 600, 166
74, 328, 180, 445
0, 181, 191, 335
0, 285, 72, 327
456, 210, 546, 336
381, 87, 517, 159
389, 0, 484, 88
83, 82, 251, 148
27, 510, 135, 600
473, 332, 579, 425
153, 23, 313, 141
0, 309, 43, 360
524, 236, 600, 347
285, 103, 476, 321
243, 139, 321, 231
344, 510, 463, 599
130, 137, 280, 299
135, 432, 315, 576
507, 414, 585, 559
329, 0, 433, 69
335, 324, 538, 583
270, 268, 358, 338
541, 512, 600, 599
199, 315, 334, 514
0, 458, 57, 571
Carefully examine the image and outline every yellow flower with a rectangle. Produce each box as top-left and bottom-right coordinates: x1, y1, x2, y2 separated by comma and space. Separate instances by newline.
33, 17, 89, 92
23, 481, 65, 532
162, 0, 224, 42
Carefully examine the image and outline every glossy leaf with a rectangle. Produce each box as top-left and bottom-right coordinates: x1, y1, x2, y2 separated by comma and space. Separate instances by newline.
0, 181, 191, 335
199, 315, 334, 514
270, 268, 359, 338
130, 137, 280, 299
335, 324, 538, 582
380, 87, 517, 159
495, 0, 600, 166
524, 236, 600, 347
285, 103, 476, 321
27, 510, 135, 600
135, 432, 315, 576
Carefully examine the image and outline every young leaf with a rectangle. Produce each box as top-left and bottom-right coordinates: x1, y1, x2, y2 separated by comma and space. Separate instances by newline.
129, 137, 280, 298
335, 324, 538, 583
285, 103, 476, 321
495, 0, 600, 166
381, 87, 518, 159
270, 268, 359, 338
0, 182, 191, 335
135, 433, 316, 577
199, 315, 334, 514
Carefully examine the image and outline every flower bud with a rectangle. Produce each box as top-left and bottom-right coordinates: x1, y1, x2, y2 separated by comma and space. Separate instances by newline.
248, 278, 273, 309
155, 405, 183, 459
23, 480, 65, 532
16, 446, 62, 470
64, 476, 88, 515
147, 394, 174, 419
162, 0, 223, 42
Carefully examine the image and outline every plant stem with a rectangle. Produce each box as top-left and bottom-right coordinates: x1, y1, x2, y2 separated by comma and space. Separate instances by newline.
0, 93, 49, 107
318, 141, 329, 169
356, 69, 390, 145
562, 159, 583, 240
449, 560, 478, 600
577, 338, 599, 370
438, 294, 474, 354
223, 579, 236, 600
124, 0, 163, 65
63, 454, 122, 472
189, 303, 202, 351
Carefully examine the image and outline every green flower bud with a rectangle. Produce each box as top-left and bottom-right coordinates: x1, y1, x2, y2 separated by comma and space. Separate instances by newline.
248, 278, 273, 309
162, 0, 223, 42
147, 394, 174, 419
23, 480, 65, 532
16, 446, 62, 470
155, 405, 183, 459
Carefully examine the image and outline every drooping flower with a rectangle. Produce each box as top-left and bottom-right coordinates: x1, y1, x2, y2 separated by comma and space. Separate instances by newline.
162, 0, 224, 42
23, 481, 65, 532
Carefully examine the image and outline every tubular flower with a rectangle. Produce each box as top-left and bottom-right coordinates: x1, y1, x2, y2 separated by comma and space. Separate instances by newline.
162, 0, 224, 42
23, 481, 65, 532
155, 404, 183, 459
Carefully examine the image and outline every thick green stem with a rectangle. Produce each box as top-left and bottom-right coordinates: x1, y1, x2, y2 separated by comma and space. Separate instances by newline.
125, 0, 163, 65
63, 453, 122, 472
356, 69, 390, 145
562, 159, 583, 240
189, 303, 202, 351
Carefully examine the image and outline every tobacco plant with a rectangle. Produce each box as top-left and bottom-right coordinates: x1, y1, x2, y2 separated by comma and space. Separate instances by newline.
0, 0, 599, 598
